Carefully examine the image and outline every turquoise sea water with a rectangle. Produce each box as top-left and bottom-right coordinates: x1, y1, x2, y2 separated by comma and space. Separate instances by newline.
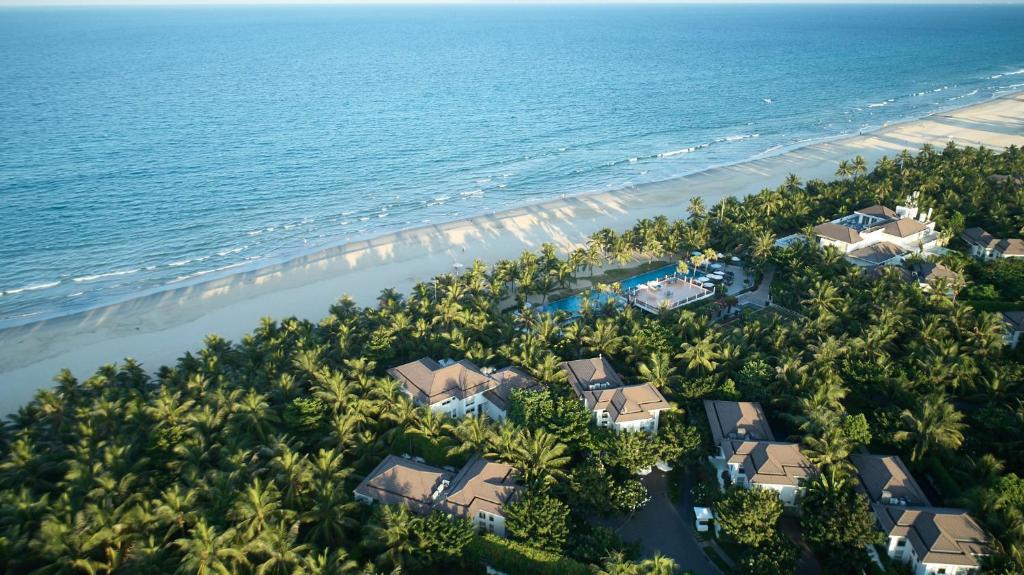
1, 5, 1024, 327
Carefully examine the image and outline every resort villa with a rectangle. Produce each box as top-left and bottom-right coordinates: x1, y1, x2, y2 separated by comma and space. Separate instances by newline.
812, 200, 942, 267
851, 454, 990, 575
388, 357, 541, 420
908, 261, 960, 292
1002, 311, 1024, 348
354, 454, 519, 537
703, 400, 815, 506
960, 227, 1024, 260
560, 357, 671, 433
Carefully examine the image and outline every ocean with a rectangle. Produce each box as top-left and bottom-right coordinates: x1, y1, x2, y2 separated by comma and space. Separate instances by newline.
1, 4, 1023, 327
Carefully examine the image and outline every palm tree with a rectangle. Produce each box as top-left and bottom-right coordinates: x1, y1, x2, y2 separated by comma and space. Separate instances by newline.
448, 415, 493, 456
894, 395, 966, 463
676, 334, 721, 377
835, 160, 853, 179
297, 550, 360, 575
175, 520, 248, 575
638, 352, 678, 390
803, 425, 854, 483
512, 428, 571, 488
366, 505, 417, 572
232, 479, 285, 539
246, 520, 309, 575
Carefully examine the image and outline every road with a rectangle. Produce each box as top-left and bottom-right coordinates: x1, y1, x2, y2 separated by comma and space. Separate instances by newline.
609, 471, 726, 575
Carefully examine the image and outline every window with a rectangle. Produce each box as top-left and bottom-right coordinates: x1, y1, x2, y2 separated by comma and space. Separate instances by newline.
896, 539, 906, 547
479, 512, 485, 519
489, 516, 494, 522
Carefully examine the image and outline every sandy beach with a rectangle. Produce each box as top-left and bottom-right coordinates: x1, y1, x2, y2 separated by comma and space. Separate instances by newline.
2, 93, 1023, 415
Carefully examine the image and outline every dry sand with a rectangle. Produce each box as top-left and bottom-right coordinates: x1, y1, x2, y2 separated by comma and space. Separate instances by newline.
2, 93, 1023, 415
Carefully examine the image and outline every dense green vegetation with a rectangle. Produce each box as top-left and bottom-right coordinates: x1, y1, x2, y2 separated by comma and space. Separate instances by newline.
1, 142, 1023, 574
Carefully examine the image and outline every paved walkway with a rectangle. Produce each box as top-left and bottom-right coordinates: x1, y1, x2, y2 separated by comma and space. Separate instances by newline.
735, 265, 774, 308
607, 471, 725, 575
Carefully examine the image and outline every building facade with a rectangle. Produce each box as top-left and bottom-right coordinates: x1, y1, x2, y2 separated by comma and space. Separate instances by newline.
388, 357, 542, 420
561, 357, 670, 433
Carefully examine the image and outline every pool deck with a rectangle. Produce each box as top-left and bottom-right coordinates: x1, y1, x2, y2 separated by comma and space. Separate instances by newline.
631, 276, 714, 314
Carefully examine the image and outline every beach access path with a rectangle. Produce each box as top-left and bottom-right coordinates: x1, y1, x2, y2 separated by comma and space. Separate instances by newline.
1, 94, 1023, 414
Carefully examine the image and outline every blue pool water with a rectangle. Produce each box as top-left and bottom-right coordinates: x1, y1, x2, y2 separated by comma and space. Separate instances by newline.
541, 263, 683, 314
1, 5, 1023, 326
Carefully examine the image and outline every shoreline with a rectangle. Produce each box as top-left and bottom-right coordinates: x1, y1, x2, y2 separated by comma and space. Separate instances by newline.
2, 92, 1023, 415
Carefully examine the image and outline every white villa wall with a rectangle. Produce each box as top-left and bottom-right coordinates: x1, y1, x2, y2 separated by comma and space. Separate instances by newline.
885, 535, 979, 575
422, 391, 507, 421
594, 407, 662, 433
475, 510, 507, 537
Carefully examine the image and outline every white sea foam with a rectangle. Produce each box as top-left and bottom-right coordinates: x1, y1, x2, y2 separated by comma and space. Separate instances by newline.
169, 262, 247, 284
460, 189, 485, 198
867, 101, 887, 108
658, 146, 700, 158
628, 157, 638, 163
990, 69, 1024, 80
476, 178, 492, 184
1, 281, 60, 296
216, 247, 245, 257
72, 269, 140, 283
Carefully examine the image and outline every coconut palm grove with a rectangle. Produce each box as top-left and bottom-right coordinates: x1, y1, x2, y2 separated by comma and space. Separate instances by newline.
2, 143, 1024, 575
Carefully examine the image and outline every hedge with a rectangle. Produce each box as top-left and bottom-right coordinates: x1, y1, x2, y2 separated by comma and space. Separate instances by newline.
466, 533, 593, 575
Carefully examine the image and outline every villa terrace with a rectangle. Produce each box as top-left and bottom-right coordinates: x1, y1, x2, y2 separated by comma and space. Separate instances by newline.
628, 273, 715, 314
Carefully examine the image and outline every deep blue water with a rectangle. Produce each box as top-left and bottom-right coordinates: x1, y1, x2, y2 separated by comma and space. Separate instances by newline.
2, 5, 1024, 326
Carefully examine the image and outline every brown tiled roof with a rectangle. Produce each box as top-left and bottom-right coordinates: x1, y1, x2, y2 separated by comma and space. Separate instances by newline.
873, 504, 990, 567
389, 358, 540, 407
848, 242, 908, 265
560, 357, 624, 394
435, 456, 518, 519
354, 455, 454, 514
561, 358, 669, 424
481, 368, 543, 411
961, 227, 999, 249
856, 205, 898, 219
882, 218, 928, 238
851, 454, 930, 506
724, 440, 815, 486
703, 400, 773, 445
910, 262, 959, 285
814, 222, 863, 244
356, 456, 519, 520
998, 238, 1024, 256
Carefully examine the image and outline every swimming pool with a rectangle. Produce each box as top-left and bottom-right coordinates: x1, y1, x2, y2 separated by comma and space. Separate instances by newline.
539, 263, 683, 315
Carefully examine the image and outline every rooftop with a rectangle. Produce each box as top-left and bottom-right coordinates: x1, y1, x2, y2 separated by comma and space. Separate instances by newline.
481, 367, 543, 412
855, 204, 899, 219
873, 504, 990, 567
354, 455, 454, 514
703, 400, 773, 445
961, 227, 1000, 249
435, 456, 518, 519
561, 358, 670, 424
561, 356, 624, 393
882, 218, 928, 238
847, 241, 908, 265
910, 261, 958, 285
356, 455, 519, 520
850, 454, 930, 506
631, 276, 713, 313
388, 358, 539, 407
814, 222, 863, 244
724, 440, 815, 487
1003, 311, 1024, 332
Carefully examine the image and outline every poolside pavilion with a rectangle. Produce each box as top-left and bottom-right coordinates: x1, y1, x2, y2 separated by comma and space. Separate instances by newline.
629, 275, 714, 314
